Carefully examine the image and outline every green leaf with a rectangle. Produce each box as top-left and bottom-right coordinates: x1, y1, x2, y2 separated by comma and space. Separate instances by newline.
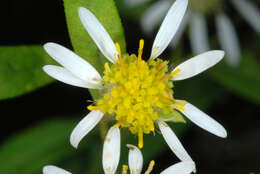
0, 45, 54, 100
211, 52, 260, 104
0, 119, 75, 174
159, 110, 186, 123
63, 0, 126, 100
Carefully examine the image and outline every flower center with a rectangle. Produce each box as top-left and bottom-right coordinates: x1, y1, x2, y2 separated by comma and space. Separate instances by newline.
88, 40, 183, 148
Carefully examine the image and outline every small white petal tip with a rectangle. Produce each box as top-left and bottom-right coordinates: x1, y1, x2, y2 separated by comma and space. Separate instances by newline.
161, 161, 196, 174
127, 144, 143, 174
43, 165, 71, 174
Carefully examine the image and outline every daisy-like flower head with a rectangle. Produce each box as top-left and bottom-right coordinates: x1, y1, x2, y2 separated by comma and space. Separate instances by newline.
43, 0, 227, 151
139, 0, 260, 67
43, 143, 196, 174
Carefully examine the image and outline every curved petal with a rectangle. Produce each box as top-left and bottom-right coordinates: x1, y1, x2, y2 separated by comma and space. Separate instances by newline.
158, 121, 193, 162
78, 7, 118, 64
171, 50, 224, 81
103, 126, 121, 174
43, 65, 101, 89
169, 10, 190, 48
141, 0, 171, 35
150, 0, 188, 59
231, 0, 260, 33
44, 43, 101, 85
189, 11, 210, 54
160, 161, 196, 174
127, 144, 143, 174
43, 165, 71, 174
70, 110, 104, 148
216, 13, 241, 67
179, 100, 227, 138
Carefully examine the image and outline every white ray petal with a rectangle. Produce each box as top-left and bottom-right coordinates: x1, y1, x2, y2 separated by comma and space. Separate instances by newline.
70, 110, 104, 148
43, 165, 71, 174
141, 0, 171, 35
231, 0, 260, 33
44, 43, 101, 85
78, 7, 118, 63
127, 144, 143, 174
178, 100, 227, 138
170, 10, 190, 48
189, 11, 210, 54
171, 50, 224, 81
158, 121, 193, 162
216, 13, 241, 67
124, 0, 152, 7
103, 126, 121, 174
160, 161, 196, 174
150, 0, 188, 59
43, 65, 101, 89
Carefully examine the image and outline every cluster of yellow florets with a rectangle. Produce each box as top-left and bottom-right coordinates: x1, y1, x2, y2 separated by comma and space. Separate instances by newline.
88, 40, 181, 148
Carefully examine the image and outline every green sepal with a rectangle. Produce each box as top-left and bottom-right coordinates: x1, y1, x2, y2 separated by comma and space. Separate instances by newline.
158, 110, 186, 123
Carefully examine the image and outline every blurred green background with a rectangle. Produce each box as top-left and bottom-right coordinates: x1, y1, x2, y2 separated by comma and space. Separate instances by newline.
0, 0, 259, 174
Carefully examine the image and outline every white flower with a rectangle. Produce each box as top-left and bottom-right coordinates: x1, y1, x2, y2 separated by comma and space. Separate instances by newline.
43, 0, 227, 163
137, 0, 260, 67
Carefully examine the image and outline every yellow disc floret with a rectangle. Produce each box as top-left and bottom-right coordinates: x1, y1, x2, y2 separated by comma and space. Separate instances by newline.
88, 40, 183, 148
